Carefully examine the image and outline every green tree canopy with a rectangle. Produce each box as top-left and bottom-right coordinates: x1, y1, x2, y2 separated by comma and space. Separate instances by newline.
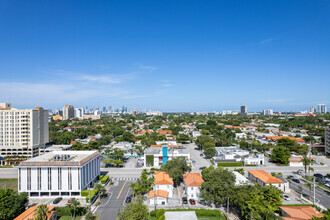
160, 157, 191, 186
0, 189, 28, 220
200, 166, 236, 204
117, 196, 149, 220
270, 145, 291, 164
195, 135, 213, 150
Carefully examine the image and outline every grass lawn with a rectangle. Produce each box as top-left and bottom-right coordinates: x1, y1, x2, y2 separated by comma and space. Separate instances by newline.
0, 179, 18, 191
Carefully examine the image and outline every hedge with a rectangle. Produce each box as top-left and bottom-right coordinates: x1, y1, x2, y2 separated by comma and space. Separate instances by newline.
81, 189, 99, 203
55, 206, 87, 217
98, 175, 104, 180
101, 175, 109, 184
150, 209, 224, 218
218, 162, 243, 167
146, 155, 154, 167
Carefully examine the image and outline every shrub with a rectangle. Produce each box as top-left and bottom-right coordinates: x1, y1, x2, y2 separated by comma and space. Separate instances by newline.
98, 175, 104, 180
217, 162, 243, 167
0, 165, 13, 168
55, 206, 87, 217
156, 209, 165, 218
101, 175, 109, 184
146, 155, 154, 166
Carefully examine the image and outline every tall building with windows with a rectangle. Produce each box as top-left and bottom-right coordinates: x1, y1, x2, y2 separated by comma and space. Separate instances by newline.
326, 126, 330, 155
62, 105, 74, 120
310, 106, 316, 114
240, 105, 248, 115
317, 104, 326, 114
74, 108, 84, 118
18, 150, 100, 198
263, 109, 273, 116
0, 103, 49, 158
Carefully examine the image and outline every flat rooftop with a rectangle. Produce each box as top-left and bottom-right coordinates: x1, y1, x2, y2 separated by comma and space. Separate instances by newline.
145, 146, 189, 155
19, 150, 100, 167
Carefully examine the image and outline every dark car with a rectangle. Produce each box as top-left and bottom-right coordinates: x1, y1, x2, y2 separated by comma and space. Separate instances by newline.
199, 166, 207, 170
292, 179, 300, 183
189, 199, 196, 205
314, 173, 324, 179
200, 153, 204, 156
214, 202, 221, 208
199, 199, 206, 205
53, 197, 62, 204
126, 195, 132, 203
105, 163, 114, 167
288, 175, 294, 179
182, 197, 188, 204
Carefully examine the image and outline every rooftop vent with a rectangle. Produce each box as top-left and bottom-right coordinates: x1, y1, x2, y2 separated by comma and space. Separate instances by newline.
52, 154, 74, 161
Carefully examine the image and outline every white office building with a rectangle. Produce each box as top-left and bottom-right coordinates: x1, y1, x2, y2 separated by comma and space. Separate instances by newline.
144, 146, 190, 167
317, 104, 327, 114
74, 108, 84, 118
263, 109, 274, 116
0, 103, 49, 158
18, 150, 100, 197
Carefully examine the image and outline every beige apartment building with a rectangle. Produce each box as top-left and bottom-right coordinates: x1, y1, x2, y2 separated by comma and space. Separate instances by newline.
0, 103, 49, 160
62, 105, 74, 120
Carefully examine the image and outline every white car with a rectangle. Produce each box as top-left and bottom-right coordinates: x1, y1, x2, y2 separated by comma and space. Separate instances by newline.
283, 195, 290, 201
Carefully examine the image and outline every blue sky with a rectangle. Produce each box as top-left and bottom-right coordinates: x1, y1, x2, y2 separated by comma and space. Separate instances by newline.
0, 0, 329, 112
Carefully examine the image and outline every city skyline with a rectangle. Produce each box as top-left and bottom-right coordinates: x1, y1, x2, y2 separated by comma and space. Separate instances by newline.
1, 0, 329, 112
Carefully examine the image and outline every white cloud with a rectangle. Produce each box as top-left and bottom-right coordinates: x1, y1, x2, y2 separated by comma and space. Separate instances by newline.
161, 83, 174, 87
137, 64, 157, 71
259, 38, 273, 45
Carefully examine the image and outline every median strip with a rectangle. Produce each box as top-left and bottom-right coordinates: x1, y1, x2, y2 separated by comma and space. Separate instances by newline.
117, 181, 127, 199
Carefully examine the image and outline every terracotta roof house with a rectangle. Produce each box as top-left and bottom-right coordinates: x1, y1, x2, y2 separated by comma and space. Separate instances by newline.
183, 173, 204, 200
15, 205, 57, 220
248, 170, 290, 193
280, 205, 323, 220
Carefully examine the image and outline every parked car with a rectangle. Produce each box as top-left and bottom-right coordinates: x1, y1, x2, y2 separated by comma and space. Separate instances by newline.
53, 197, 62, 204
192, 160, 196, 164
199, 166, 206, 170
189, 199, 196, 205
198, 199, 206, 205
288, 175, 294, 179
67, 198, 75, 203
126, 195, 132, 203
283, 194, 290, 201
314, 173, 324, 179
182, 197, 188, 204
105, 163, 114, 167
292, 179, 300, 183
200, 153, 204, 156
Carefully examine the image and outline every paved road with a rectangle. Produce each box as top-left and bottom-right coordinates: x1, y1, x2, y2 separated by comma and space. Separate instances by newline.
95, 179, 132, 220
289, 179, 330, 209
183, 143, 211, 172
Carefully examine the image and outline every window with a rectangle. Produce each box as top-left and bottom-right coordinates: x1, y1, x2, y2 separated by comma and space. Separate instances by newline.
58, 168, 62, 190
27, 168, 31, 190
48, 168, 52, 190
37, 168, 41, 190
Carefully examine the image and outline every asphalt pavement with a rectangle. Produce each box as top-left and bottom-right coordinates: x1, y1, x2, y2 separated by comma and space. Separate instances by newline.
289, 179, 330, 209
95, 180, 132, 220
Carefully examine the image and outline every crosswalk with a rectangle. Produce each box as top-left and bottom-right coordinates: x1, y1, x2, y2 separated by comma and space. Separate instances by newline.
114, 177, 138, 181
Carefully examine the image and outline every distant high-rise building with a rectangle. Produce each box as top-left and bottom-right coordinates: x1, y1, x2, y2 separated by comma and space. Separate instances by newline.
103, 107, 106, 112
63, 105, 74, 120
317, 104, 326, 114
0, 103, 49, 160
240, 105, 248, 115
310, 106, 316, 114
263, 109, 273, 116
74, 108, 84, 118
326, 126, 330, 155
108, 106, 112, 113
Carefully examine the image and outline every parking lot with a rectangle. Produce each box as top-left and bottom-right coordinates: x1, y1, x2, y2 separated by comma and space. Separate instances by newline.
28, 196, 87, 207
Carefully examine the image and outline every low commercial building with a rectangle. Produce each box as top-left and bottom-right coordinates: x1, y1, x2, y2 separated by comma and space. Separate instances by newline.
14, 205, 57, 220
183, 173, 204, 200
39, 144, 72, 155
18, 150, 100, 198
248, 170, 289, 193
214, 146, 264, 165
288, 156, 316, 167
326, 126, 330, 155
144, 146, 190, 167
280, 206, 323, 219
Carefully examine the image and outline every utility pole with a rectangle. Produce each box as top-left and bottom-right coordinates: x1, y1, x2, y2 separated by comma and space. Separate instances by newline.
227, 197, 229, 214
313, 177, 316, 205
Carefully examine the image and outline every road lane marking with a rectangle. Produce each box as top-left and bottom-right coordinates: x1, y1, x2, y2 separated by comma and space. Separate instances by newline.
117, 181, 127, 199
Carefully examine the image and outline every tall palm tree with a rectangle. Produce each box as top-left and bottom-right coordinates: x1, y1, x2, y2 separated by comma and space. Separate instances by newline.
302, 156, 311, 177
67, 199, 80, 220
94, 183, 106, 197
34, 204, 49, 220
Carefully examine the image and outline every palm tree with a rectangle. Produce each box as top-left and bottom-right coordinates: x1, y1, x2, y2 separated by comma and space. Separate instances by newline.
67, 199, 80, 220
94, 183, 106, 198
34, 204, 49, 220
302, 156, 311, 177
